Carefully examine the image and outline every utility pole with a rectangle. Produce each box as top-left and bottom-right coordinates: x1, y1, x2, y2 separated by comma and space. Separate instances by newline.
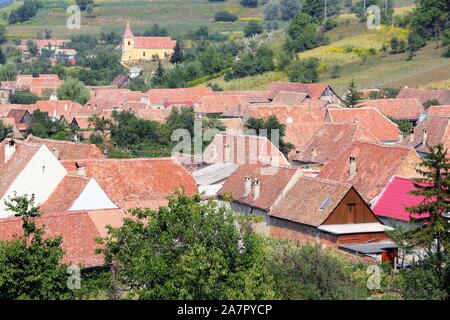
324, 0, 327, 22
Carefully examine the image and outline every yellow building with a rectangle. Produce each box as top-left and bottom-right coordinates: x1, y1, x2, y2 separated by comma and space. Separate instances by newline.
121, 21, 176, 63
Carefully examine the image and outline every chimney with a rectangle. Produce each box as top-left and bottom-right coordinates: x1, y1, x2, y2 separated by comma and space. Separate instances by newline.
349, 156, 357, 179
4, 140, 16, 163
422, 128, 428, 146
311, 148, 318, 160
252, 178, 260, 200
398, 131, 404, 143
244, 176, 252, 196
409, 132, 414, 143
75, 162, 86, 176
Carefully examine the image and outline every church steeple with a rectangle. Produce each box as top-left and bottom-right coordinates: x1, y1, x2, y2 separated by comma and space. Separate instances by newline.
123, 20, 133, 38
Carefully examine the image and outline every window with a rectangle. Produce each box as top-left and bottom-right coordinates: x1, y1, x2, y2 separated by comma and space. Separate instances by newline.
128, 41, 131, 46
347, 203, 356, 223
347, 203, 355, 214
143, 52, 146, 57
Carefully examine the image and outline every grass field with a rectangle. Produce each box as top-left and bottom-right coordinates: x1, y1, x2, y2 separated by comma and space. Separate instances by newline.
3, 0, 265, 38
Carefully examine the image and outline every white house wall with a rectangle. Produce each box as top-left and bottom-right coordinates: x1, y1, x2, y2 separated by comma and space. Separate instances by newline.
0, 145, 67, 217
69, 178, 118, 211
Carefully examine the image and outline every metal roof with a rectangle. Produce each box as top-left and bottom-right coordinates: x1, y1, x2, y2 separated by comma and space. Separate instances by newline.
317, 223, 392, 235
339, 242, 398, 254
192, 162, 238, 186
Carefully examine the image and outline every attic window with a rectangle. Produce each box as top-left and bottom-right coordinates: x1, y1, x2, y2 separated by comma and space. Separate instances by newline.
320, 197, 331, 210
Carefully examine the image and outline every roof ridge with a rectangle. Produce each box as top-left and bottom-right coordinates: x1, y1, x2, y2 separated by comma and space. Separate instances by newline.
299, 175, 353, 189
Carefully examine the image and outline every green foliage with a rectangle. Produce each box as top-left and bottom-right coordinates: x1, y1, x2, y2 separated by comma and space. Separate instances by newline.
170, 41, 184, 64
240, 0, 258, 8
0, 119, 13, 141
285, 13, 328, 53
166, 107, 196, 137
27, 109, 75, 140
57, 77, 90, 104
397, 120, 412, 135
75, 0, 94, 11
409, 0, 449, 40
0, 194, 72, 300
266, 240, 369, 299
9, 89, 39, 104
443, 28, 450, 58
286, 57, 319, 83
245, 115, 293, 156
8, 0, 42, 24
99, 191, 274, 299
244, 20, 263, 37
301, 0, 340, 23
264, 0, 301, 21
143, 23, 169, 37
423, 99, 441, 109
226, 45, 275, 80
214, 10, 238, 22
0, 62, 17, 81
343, 79, 362, 107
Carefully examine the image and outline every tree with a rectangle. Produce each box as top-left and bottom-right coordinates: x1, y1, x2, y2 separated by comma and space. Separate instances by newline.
286, 57, 319, 83
301, 0, 340, 23
57, 77, 90, 104
240, 0, 258, 8
245, 115, 294, 156
9, 89, 39, 104
170, 41, 183, 64
88, 115, 112, 144
284, 13, 327, 53
267, 241, 369, 299
423, 99, 441, 109
0, 194, 72, 299
85, 4, 95, 17
244, 20, 263, 37
27, 109, 73, 140
0, 25, 7, 45
226, 45, 275, 80
151, 58, 166, 86
166, 107, 196, 137
406, 144, 450, 275
0, 48, 6, 65
443, 28, 450, 57
343, 79, 361, 107
214, 11, 238, 22
76, 0, 94, 11
98, 190, 274, 299
27, 40, 38, 57
0, 119, 13, 141
0, 62, 17, 81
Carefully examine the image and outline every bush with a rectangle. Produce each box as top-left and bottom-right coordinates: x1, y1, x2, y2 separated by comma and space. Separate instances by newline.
214, 11, 238, 22
286, 57, 319, 83
240, 0, 258, 8
244, 20, 263, 37
323, 18, 338, 31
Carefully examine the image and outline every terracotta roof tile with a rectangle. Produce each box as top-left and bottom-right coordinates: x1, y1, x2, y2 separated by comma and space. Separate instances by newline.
146, 87, 213, 105
267, 82, 330, 100
411, 115, 450, 153
25, 135, 105, 160
217, 163, 299, 211
397, 88, 450, 105
134, 108, 171, 123
213, 90, 270, 103
325, 107, 401, 142
197, 94, 248, 115
61, 158, 198, 210
272, 91, 309, 105
134, 37, 176, 49
247, 104, 325, 124
270, 176, 352, 227
318, 142, 420, 202
6, 109, 30, 124
357, 99, 424, 120
1, 118, 23, 139
203, 133, 290, 166
426, 105, 450, 117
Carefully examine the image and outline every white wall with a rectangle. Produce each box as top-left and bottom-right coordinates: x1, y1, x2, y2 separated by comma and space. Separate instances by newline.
70, 178, 118, 211
0, 145, 67, 217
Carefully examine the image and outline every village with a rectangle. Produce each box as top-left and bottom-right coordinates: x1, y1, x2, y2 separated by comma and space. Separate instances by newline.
0, 0, 449, 302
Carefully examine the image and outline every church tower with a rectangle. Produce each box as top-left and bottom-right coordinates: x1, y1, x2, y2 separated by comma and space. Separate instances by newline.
122, 21, 134, 62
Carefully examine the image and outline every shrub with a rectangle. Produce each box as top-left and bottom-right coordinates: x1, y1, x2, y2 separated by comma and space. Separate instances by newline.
214, 11, 238, 22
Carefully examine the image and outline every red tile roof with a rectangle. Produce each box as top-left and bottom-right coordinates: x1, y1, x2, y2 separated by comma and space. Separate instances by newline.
197, 94, 248, 115
397, 88, 450, 105
61, 158, 198, 210
203, 133, 290, 166
426, 105, 450, 117
247, 104, 325, 124
270, 176, 353, 227
357, 99, 424, 120
267, 82, 330, 100
325, 107, 401, 142
318, 142, 421, 202
217, 163, 299, 211
40, 176, 91, 213
134, 108, 171, 123
0, 118, 23, 139
293, 123, 379, 165
271, 91, 309, 105
16, 74, 62, 97
372, 176, 426, 222
284, 122, 324, 158
6, 109, 30, 124
25, 135, 105, 160
134, 37, 176, 49
213, 90, 270, 103
146, 87, 213, 105
411, 115, 450, 153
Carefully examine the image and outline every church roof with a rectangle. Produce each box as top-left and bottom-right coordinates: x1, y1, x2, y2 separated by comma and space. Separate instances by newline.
123, 20, 133, 38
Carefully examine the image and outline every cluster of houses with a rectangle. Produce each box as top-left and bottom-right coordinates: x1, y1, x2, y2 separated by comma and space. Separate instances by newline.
0, 78, 449, 269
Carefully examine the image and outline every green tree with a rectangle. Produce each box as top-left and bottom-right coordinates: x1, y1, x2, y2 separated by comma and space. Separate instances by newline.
170, 41, 183, 64
244, 20, 263, 37
286, 57, 319, 83
240, 0, 258, 8
166, 107, 196, 137
151, 58, 166, 86
27, 40, 38, 56
423, 99, 441, 109
301, 0, 340, 23
57, 77, 91, 104
0, 62, 17, 81
88, 115, 112, 145
343, 79, 362, 107
284, 13, 327, 53
9, 90, 39, 104
406, 144, 450, 274
245, 115, 294, 156
443, 28, 450, 57
0, 194, 73, 299
0, 47, 6, 65
98, 190, 274, 299
76, 0, 94, 11
0, 119, 13, 141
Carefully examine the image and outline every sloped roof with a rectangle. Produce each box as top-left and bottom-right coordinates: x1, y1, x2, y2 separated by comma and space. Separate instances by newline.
318, 142, 420, 202
1, 118, 23, 139
426, 105, 450, 117
6, 109, 29, 124
146, 87, 213, 105
213, 90, 270, 103
357, 99, 424, 120
39, 176, 90, 213
293, 123, 379, 164
217, 163, 299, 211
134, 37, 176, 49
325, 107, 400, 142
203, 133, 290, 166
61, 158, 198, 210
272, 91, 309, 105
411, 115, 450, 153
247, 105, 325, 124
267, 82, 331, 100
397, 88, 450, 105
372, 176, 426, 222
25, 135, 104, 160
269, 176, 352, 227
197, 94, 248, 115
134, 108, 171, 123
284, 122, 324, 158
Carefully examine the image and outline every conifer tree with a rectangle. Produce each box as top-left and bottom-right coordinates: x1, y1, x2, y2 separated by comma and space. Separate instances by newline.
343, 79, 361, 107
